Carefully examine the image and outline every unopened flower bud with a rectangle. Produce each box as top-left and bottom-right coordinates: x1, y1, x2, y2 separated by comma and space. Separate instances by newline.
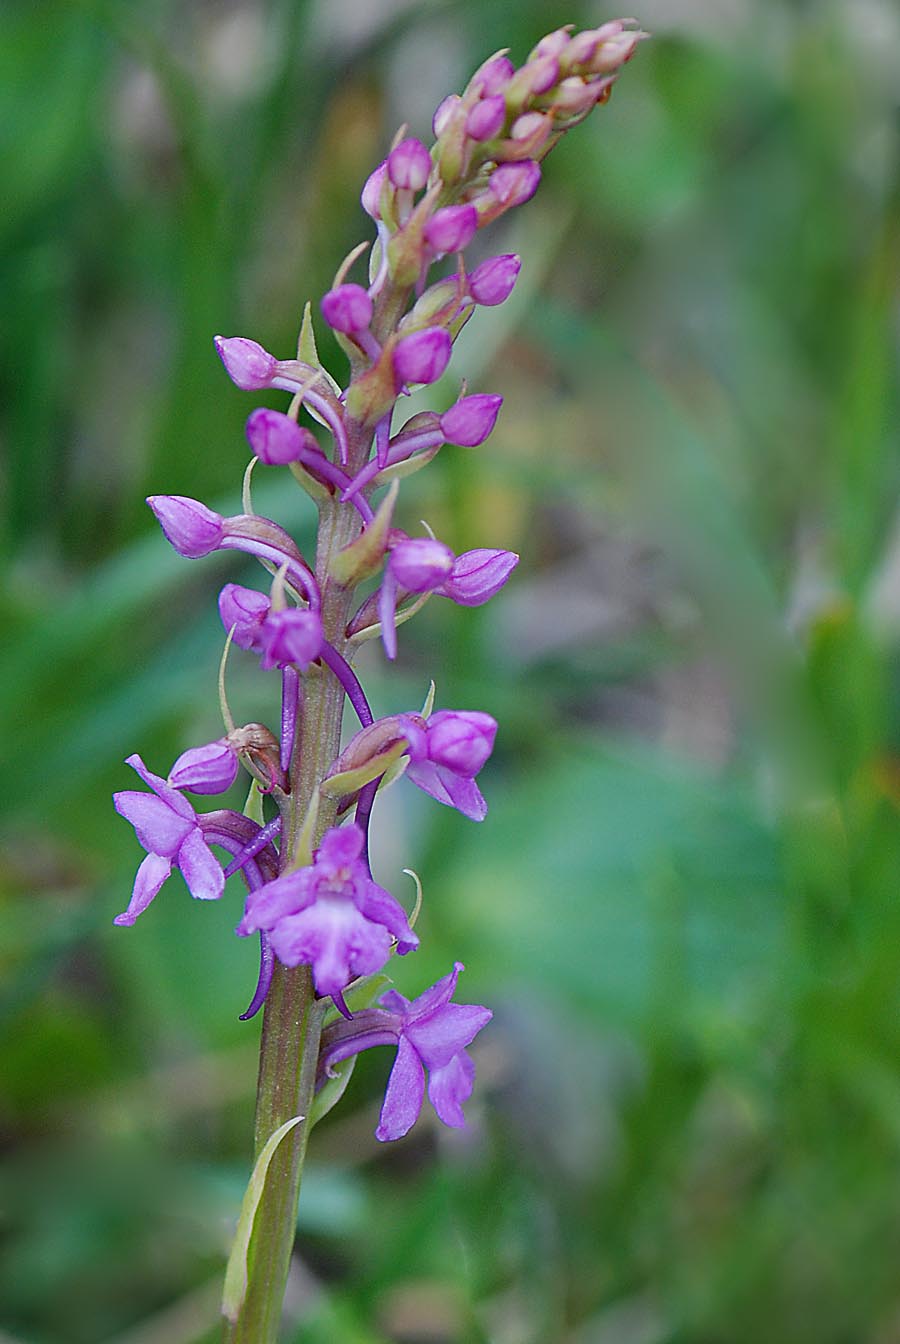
168, 739, 239, 794
320, 283, 374, 336
426, 710, 497, 776
562, 28, 605, 69
387, 137, 432, 191
432, 93, 461, 138
440, 394, 503, 447
466, 95, 506, 142
553, 75, 608, 114
436, 548, 519, 606
505, 55, 560, 106
531, 27, 572, 61
523, 53, 560, 94
469, 53, 515, 96
500, 112, 552, 159
361, 161, 387, 220
424, 204, 478, 255
218, 583, 270, 650
246, 408, 320, 466
393, 328, 452, 387
591, 29, 643, 73
258, 608, 323, 671
214, 335, 277, 390
489, 160, 541, 206
148, 495, 224, 558
468, 254, 521, 306
389, 538, 455, 592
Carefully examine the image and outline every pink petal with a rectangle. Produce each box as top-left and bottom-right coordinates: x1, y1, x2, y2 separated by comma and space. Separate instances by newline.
427, 1050, 476, 1128
237, 870, 310, 934
435, 768, 487, 822
353, 879, 419, 954
114, 791, 194, 858
376, 1035, 426, 1141
406, 1001, 493, 1069
177, 828, 225, 901
125, 753, 196, 822
113, 852, 172, 926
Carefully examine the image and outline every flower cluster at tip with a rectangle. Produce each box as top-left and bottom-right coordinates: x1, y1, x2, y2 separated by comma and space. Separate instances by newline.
113, 22, 642, 1142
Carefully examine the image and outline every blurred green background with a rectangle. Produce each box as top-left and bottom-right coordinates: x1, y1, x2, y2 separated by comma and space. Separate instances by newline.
2, 0, 899, 1340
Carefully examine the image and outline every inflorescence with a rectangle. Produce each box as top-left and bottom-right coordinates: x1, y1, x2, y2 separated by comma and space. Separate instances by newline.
114, 21, 645, 1143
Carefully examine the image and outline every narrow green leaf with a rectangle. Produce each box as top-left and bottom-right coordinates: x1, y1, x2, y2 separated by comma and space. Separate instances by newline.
221, 1114, 305, 1323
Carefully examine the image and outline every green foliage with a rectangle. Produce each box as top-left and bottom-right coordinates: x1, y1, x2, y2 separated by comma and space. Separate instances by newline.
2, 1, 899, 1341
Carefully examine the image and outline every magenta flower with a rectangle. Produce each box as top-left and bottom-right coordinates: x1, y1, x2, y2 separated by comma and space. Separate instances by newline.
258, 608, 323, 671
148, 497, 320, 609
236, 824, 418, 998
329, 709, 497, 821
489, 160, 541, 206
321, 283, 374, 336
148, 495, 225, 557
468, 254, 521, 306
435, 547, 519, 605
440, 394, 503, 447
377, 537, 517, 659
214, 335, 278, 390
387, 137, 432, 191
245, 408, 320, 466
113, 754, 224, 925
393, 328, 452, 387
402, 709, 497, 821
466, 95, 507, 142
376, 963, 492, 1140
168, 739, 239, 795
218, 583, 270, 651
470, 54, 514, 96
424, 204, 478, 255
361, 160, 387, 219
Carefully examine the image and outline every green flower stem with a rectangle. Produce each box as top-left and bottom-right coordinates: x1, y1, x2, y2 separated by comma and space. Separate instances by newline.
223, 487, 364, 1344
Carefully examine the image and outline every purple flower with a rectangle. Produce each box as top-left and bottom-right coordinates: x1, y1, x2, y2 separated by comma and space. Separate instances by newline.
361, 160, 387, 219
489, 160, 541, 206
424, 204, 478, 256
532, 27, 572, 60
387, 137, 432, 191
393, 328, 452, 388
440, 394, 503, 447
168, 739, 239, 795
377, 963, 492, 1141
246, 408, 320, 466
237, 824, 418, 998
390, 537, 455, 591
218, 583, 270, 651
321, 284, 374, 336
402, 709, 497, 821
521, 54, 560, 94
113, 754, 224, 925
214, 335, 278, 390
468, 254, 521, 307
149, 498, 320, 609
147, 495, 224, 558
470, 54, 515, 96
466, 95, 506, 142
258, 608, 323, 671
432, 94, 460, 138
435, 548, 519, 605
377, 539, 515, 659
377, 537, 456, 661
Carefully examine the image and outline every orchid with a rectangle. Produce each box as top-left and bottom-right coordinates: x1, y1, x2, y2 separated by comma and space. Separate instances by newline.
113, 754, 225, 925
236, 824, 417, 1001
109, 22, 644, 1340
